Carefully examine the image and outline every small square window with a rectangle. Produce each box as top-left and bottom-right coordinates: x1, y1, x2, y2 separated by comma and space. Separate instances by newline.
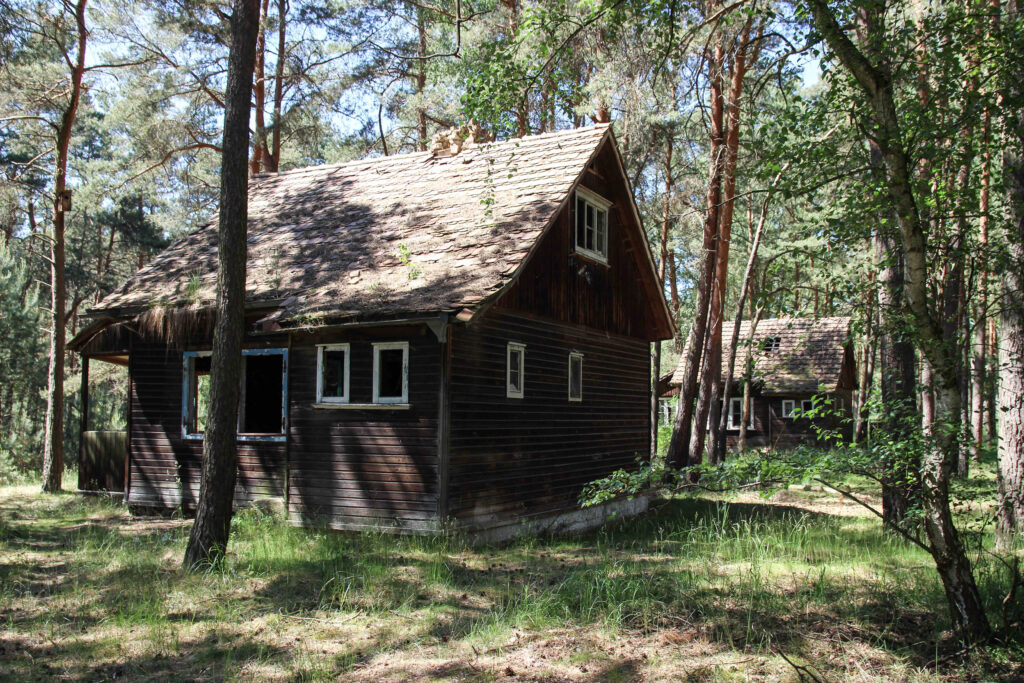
574, 188, 611, 262
316, 344, 350, 404
781, 399, 795, 419
373, 342, 409, 404
568, 352, 583, 402
801, 399, 814, 415
507, 342, 525, 399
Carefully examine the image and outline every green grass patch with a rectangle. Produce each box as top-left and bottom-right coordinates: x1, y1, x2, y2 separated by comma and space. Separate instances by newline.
0, 469, 1021, 681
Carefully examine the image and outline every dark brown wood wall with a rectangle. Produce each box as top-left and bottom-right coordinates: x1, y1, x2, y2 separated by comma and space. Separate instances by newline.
496, 144, 663, 341
446, 310, 650, 529
126, 335, 287, 510
286, 326, 440, 532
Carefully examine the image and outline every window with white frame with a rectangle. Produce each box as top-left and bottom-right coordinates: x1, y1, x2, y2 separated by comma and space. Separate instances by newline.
801, 399, 815, 415
183, 348, 288, 440
506, 342, 525, 398
373, 342, 408, 404
316, 344, 350, 404
574, 188, 611, 262
781, 399, 796, 419
568, 352, 583, 402
727, 397, 754, 430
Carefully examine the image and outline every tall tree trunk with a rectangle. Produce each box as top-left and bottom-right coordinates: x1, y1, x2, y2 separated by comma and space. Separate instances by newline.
854, 284, 876, 444
972, 106, 993, 459
737, 307, 763, 452
415, 6, 428, 151
875, 230, 918, 528
652, 139, 673, 458
250, 0, 268, 175
183, 0, 260, 570
997, 0, 1024, 550
694, 20, 757, 466
716, 159, 780, 462
266, 0, 286, 172
42, 0, 88, 494
806, 0, 991, 641
666, 32, 725, 470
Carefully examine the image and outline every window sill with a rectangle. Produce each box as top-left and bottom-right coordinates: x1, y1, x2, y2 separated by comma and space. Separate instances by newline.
183, 433, 286, 442
313, 402, 411, 410
573, 248, 609, 266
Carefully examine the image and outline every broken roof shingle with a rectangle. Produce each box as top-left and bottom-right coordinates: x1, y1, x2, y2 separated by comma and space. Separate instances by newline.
91, 124, 612, 325
669, 316, 853, 394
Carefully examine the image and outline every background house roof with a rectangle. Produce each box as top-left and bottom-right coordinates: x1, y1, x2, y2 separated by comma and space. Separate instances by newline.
90, 125, 614, 326
668, 316, 853, 394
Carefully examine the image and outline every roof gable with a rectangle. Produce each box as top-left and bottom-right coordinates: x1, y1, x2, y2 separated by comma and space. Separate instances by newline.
90, 125, 619, 326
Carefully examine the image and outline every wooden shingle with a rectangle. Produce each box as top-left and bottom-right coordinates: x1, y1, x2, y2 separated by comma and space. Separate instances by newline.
92, 125, 612, 325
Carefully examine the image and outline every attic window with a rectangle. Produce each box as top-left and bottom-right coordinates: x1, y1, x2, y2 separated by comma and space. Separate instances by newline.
574, 187, 611, 262
761, 336, 781, 353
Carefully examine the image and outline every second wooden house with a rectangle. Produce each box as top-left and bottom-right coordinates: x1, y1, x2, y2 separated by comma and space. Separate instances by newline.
661, 317, 857, 450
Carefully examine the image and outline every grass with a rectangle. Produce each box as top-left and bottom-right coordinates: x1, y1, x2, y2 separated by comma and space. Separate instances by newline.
0, 469, 1021, 681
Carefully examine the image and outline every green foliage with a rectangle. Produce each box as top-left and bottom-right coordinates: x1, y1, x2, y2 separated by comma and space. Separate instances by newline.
0, 240, 45, 478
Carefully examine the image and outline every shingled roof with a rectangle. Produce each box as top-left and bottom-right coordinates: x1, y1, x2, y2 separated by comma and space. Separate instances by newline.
89, 124, 632, 327
668, 317, 854, 394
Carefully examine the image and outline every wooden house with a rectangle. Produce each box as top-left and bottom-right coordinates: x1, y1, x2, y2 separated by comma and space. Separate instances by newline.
661, 317, 857, 450
70, 124, 675, 540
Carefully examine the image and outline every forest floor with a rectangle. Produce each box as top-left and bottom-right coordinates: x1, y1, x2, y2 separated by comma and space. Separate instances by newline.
1, 468, 1022, 682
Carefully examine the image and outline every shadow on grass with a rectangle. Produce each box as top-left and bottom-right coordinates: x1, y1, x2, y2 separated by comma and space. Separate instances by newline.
2, 489, 1021, 680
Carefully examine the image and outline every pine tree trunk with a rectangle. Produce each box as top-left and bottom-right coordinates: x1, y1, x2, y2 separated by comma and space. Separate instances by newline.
42, 0, 88, 494
652, 140, 673, 459
183, 0, 260, 570
695, 20, 757, 466
853, 294, 875, 444
267, 0, 286, 172
665, 34, 725, 470
250, 0, 268, 174
997, 9, 1024, 548
875, 230, 918, 528
415, 6, 428, 151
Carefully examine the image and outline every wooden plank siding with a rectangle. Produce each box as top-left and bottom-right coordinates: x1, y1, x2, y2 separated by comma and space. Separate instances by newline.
126, 335, 287, 510
442, 141, 663, 532
446, 310, 650, 530
495, 143, 663, 341
285, 326, 441, 532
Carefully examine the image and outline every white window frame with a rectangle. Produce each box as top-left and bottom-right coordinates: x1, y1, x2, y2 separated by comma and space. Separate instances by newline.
372, 342, 409, 404
727, 397, 754, 430
801, 399, 815, 415
506, 342, 526, 399
568, 352, 584, 402
183, 348, 288, 441
781, 399, 796, 419
574, 187, 611, 263
316, 343, 350, 404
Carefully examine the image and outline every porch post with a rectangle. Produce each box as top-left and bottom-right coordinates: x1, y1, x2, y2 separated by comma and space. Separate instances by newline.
78, 355, 89, 491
